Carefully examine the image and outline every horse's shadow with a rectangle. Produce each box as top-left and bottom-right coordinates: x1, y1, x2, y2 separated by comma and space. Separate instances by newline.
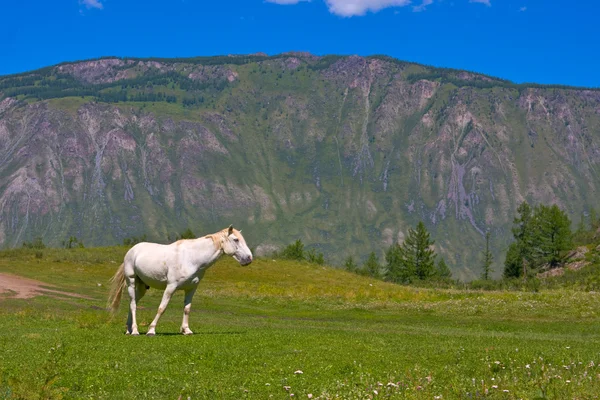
144, 331, 247, 337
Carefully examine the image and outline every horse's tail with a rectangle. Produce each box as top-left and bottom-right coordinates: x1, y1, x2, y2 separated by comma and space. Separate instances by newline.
108, 263, 126, 313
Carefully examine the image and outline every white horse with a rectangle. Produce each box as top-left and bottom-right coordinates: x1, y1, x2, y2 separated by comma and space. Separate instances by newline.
108, 225, 252, 336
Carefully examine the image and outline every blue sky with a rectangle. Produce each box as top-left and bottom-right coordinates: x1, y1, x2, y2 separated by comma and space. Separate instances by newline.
1, 0, 598, 87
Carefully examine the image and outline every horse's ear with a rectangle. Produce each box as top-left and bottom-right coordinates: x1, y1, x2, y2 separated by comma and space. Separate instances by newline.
228, 225, 233, 235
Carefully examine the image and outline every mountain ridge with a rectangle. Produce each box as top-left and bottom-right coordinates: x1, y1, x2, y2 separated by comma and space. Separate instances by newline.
5, 53, 599, 90
1, 53, 599, 280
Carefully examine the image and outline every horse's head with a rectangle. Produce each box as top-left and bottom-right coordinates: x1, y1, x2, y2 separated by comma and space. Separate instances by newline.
221, 225, 253, 266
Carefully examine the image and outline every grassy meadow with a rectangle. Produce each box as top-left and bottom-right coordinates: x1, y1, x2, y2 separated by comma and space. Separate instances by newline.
1, 247, 600, 399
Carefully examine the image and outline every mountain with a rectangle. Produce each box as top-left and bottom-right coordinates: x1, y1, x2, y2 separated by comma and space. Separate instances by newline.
1, 53, 599, 280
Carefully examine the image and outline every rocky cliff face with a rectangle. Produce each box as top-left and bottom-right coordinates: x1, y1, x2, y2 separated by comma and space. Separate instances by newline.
1, 54, 599, 279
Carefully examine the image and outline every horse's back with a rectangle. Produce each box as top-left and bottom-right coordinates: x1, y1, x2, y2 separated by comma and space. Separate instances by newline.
125, 242, 179, 289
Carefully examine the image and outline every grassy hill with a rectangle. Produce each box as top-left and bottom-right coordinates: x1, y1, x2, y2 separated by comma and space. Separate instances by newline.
1, 247, 600, 398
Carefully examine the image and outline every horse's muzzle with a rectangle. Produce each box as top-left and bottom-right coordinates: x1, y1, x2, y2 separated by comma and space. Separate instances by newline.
241, 256, 253, 266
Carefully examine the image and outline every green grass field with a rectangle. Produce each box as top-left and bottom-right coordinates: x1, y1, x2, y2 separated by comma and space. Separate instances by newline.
1, 248, 600, 399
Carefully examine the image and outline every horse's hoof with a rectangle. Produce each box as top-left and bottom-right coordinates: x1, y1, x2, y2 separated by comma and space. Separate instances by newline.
125, 331, 131, 335
146, 332, 155, 337
131, 332, 139, 336
182, 330, 194, 336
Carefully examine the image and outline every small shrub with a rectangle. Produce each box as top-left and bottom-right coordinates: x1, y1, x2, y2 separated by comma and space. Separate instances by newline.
176, 228, 196, 240
62, 236, 84, 249
22, 237, 46, 250
281, 240, 305, 261
306, 248, 325, 265
468, 279, 501, 291
123, 234, 147, 247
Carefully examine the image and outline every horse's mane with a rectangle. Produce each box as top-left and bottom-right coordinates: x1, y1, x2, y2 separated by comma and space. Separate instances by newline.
203, 227, 243, 249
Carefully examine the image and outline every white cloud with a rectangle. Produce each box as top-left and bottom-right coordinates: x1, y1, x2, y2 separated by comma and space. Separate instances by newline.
267, 0, 491, 16
469, 0, 491, 6
519, 6, 527, 11
80, 0, 104, 9
325, 0, 411, 16
266, 0, 310, 4
413, 0, 433, 12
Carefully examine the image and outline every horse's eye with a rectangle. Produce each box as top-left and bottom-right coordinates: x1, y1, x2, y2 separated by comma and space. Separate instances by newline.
233, 238, 239, 243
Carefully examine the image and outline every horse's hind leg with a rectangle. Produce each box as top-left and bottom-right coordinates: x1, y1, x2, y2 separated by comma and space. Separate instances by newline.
125, 276, 146, 335
146, 283, 177, 336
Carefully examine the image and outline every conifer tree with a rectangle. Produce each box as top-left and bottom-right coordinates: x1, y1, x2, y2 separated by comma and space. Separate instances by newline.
384, 244, 403, 283
436, 258, 452, 279
344, 255, 358, 273
504, 201, 534, 277
481, 232, 494, 280
533, 204, 572, 267
363, 252, 381, 279
504, 242, 523, 278
398, 221, 436, 281
505, 202, 572, 276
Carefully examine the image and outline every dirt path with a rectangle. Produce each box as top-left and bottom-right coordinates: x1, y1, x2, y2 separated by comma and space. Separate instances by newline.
0, 273, 93, 300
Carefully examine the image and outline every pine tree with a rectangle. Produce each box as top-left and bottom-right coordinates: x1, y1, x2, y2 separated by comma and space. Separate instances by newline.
281, 239, 305, 261
363, 252, 381, 279
481, 232, 494, 280
306, 248, 325, 265
435, 258, 452, 279
343, 256, 358, 273
505, 202, 573, 276
384, 244, 403, 283
512, 201, 535, 266
176, 228, 196, 240
534, 204, 572, 267
503, 242, 523, 278
504, 201, 535, 278
399, 221, 436, 281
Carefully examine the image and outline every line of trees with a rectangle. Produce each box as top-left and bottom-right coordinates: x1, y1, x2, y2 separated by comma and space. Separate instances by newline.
504, 202, 572, 278
343, 221, 452, 283
1, 70, 231, 102
95, 91, 178, 103
333, 201, 578, 286
279, 239, 325, 265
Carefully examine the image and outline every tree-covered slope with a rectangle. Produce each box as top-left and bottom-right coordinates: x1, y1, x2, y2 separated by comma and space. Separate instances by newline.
1, 53, 599, 279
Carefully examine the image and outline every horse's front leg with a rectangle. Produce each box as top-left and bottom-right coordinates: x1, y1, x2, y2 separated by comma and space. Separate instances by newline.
180, 286, 198, 335
146, 284, 177, 336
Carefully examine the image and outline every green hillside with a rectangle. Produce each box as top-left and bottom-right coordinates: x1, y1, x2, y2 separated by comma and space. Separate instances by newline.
1, 247, 600, 398
2, 54, 600, 279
